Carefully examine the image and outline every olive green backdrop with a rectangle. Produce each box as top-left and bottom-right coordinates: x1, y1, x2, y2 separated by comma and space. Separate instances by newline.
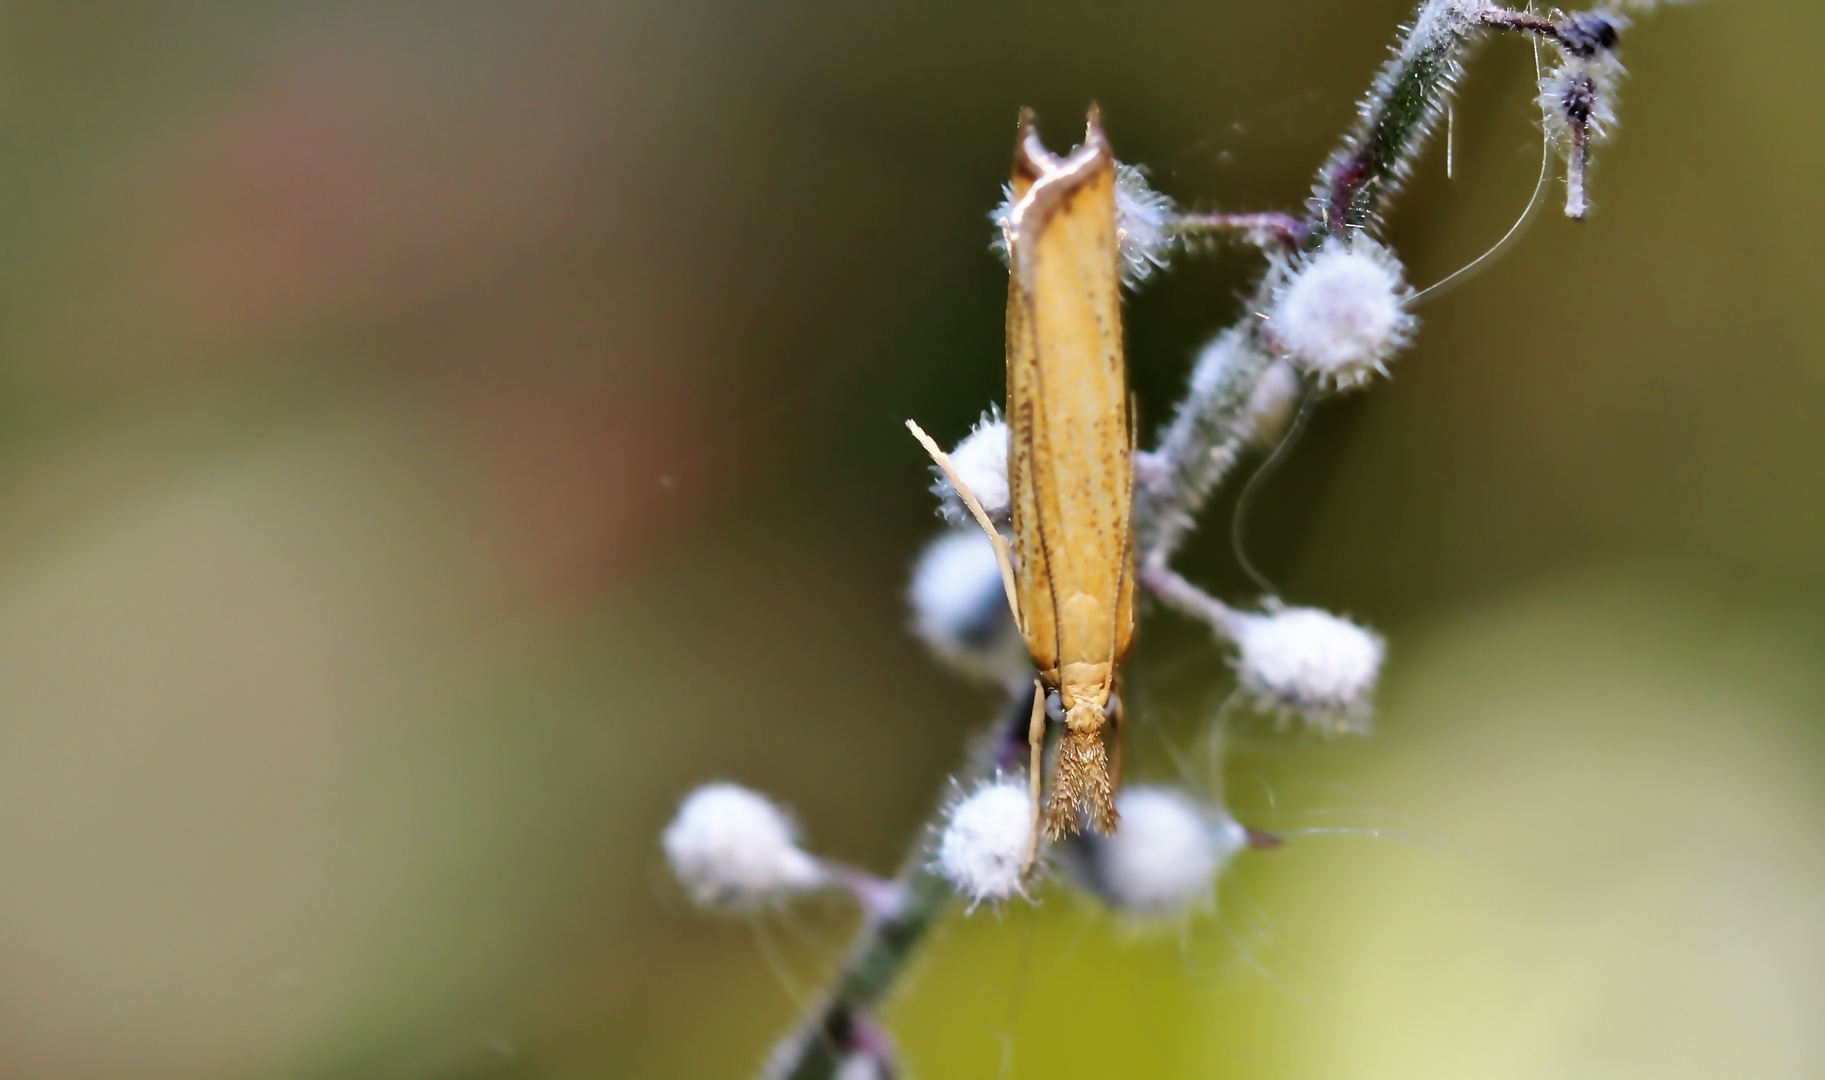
0, 1, 1814, 1077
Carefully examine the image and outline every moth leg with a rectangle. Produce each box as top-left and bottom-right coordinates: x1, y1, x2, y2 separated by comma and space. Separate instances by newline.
1023, 680, 1047, 875
905, 420, 1021, 629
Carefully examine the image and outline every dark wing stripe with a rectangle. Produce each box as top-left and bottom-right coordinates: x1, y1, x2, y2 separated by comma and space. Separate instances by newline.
1021, 288, 1064, 674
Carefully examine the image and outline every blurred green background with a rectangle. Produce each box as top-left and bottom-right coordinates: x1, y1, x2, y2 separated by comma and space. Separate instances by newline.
0, 0, 1817, 1077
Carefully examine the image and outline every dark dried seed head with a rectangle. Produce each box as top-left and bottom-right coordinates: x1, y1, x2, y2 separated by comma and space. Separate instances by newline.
1561, 73, 1598, 126
1557, 13, 1621, 58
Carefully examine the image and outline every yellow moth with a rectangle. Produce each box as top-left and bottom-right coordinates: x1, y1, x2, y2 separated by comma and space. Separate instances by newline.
910, 108, 1135, 856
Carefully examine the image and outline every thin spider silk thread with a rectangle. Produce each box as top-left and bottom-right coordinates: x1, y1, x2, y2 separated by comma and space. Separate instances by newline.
1411, 23, 1551, 306
993, 910, 1039, 1080
1230, 390, 1320, 597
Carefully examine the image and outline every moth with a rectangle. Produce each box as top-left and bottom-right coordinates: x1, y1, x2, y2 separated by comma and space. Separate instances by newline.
910, 108, 1135, 858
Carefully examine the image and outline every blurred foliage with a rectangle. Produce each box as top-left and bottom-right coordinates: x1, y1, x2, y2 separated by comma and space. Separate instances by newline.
0, 0, 1816, 1077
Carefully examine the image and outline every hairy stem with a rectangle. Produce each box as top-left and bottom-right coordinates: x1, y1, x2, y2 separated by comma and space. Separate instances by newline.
1137, 561, 1244, 641
1134, 324, 1276, 563
1168, 211, 1309, 250
761, 867, 950, 1079
764, 695, 1029, 1080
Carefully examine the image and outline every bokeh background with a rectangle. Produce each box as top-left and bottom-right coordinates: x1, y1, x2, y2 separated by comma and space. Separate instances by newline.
0, 0, 1817, 1077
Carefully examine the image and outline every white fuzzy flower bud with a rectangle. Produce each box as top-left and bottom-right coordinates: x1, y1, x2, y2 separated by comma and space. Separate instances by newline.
663, 783, 827, 909
1231, 605, 1386, 732
992, 162, 1178, 290
1113, 163, 1177, 288
931, 410, 1009, 526
908, 529, 1027, 683
1064, 786, 1248, 917
936, 779, 1034, 906
1268, 238, 1415, 391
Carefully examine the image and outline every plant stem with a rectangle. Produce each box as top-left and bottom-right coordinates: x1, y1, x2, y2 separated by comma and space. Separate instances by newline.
764, 695, 1029, 1080
1168, 212, 1308, 250
1137, 561, 1244, 641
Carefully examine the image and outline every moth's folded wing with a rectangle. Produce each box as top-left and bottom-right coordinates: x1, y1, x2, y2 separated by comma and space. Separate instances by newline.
1021, 150, 1130, 674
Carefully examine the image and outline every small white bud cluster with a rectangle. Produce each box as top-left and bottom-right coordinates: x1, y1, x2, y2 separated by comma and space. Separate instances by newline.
935, 778, 1034, 906
991, 162, 1179, 290
1113, 163, 1178, 288
1063, 786, 1250, 918
930, 410, 1009, 526
663, 783, 828, 909
1230, 605, 1386, 732
1542, 12, 1626, 136
1540, 56, 1620, 141
1267, 238, 1415, 391
908, 529, 1026, 683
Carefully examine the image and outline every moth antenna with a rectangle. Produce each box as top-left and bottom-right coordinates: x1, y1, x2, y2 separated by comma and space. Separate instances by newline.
1022, 681, 1047, 875
1230, 390, 1317, 598
906, 419, 1022, 629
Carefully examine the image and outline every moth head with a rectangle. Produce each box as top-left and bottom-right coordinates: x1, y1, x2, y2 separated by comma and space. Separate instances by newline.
1064, 699, 1104, 735
1053, 684, 1113, 735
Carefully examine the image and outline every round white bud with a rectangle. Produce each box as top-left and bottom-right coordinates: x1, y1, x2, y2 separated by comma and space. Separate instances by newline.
933, 412, 1009, 526
1066, 786, 1249, 917
1231, 605, 1386, 732
908, 530, 1026, 683
663, 783, 826, 909
1113, 163, 1178, 288
1268, 238, 1414, 390
936, 779, 1034, 906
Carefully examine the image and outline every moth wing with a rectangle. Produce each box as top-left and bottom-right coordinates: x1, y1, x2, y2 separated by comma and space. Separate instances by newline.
1005, 116, 1134, 679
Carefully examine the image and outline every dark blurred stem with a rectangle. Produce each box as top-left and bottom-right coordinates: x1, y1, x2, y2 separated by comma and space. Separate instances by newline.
762, 867, 951, 1079
765, 694, 1029, 1080
767, 4, 1587, 1076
